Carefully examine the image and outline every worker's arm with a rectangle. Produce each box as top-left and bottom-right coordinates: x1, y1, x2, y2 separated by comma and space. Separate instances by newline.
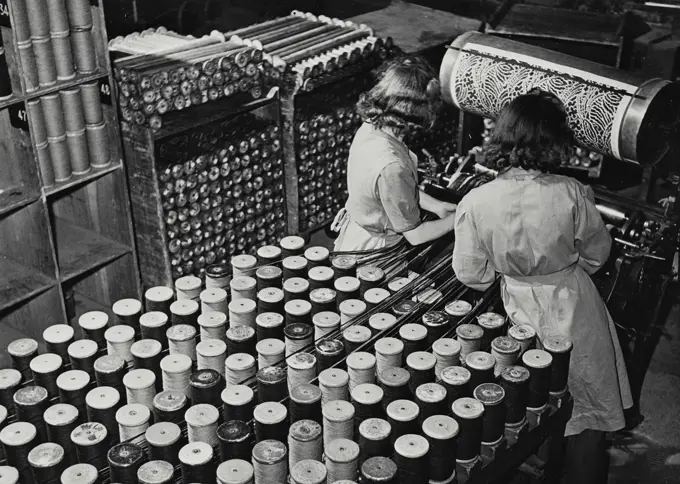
452, 200, 496, 291
419, 189, 457, 219
575, 184, 612, 274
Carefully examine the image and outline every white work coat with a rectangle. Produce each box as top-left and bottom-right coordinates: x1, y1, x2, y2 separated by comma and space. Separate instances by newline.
452, 167, 633, 436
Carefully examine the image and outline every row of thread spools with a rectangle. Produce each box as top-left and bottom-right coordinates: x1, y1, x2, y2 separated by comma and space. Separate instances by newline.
0, 235, 572, 484
7, 0, 99, 93
27, 82, 112, 187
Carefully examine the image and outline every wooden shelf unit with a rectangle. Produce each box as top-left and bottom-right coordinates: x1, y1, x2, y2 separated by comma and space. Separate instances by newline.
0, 0, 141, 363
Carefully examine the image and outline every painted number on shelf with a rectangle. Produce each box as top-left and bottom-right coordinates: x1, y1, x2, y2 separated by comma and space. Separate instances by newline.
99, 78, 112, 105
9, 103, 29, 131
0, 0, 11, 29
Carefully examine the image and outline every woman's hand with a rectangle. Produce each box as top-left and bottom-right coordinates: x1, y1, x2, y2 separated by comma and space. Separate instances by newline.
435, 201, 457, 219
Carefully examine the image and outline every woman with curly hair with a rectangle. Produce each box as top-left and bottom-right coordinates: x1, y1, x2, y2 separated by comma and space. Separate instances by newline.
331, 55, 457, 252
453, 89, 632, 484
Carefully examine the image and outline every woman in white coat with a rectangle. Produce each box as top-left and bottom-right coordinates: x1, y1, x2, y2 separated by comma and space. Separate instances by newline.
452, 90, 632, 484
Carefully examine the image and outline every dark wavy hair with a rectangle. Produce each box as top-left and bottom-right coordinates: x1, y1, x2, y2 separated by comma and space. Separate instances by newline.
482, 89, 575, 173
356, 55, 442, 137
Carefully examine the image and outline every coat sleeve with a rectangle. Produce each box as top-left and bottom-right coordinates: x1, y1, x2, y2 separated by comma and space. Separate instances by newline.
376, 162, 422, 234
452, 201, 496, 291
574, 184, 612, 274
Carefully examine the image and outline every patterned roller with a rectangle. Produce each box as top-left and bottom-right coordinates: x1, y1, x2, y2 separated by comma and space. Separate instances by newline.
440, 31, 680, 165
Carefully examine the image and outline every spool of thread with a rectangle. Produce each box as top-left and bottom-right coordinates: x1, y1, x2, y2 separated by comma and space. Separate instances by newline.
415, 383, 447, 425
312, 311, 340, 341
393, 434, 429, 484
33, 36, 57, 87
145, 422, 182, 467
432, 339, 461, 380
0, 466, 19, 484
44, 404, 79, 465
335, 278, 361, 311
257, 288, 285, 315
138, 460, 175, 484
451, 398, 484, 463
46, 0, 69, 31
255, 266, 283, 292
205, 264, 231, 290
13, 386, 49, 441
356, 266, 386, 298
257, 245, 282, 264
256, 338, 286, 369
0, 370, 22, 409
223, 330, 253, 365
70, 422, 108, 471
256, 366, 287, 404
456, 325, 484, 363
309, 288, 336, 316
347, 352, 377, 392
175, 276, 202, 301
229, 299, 258, 329
359, 418, 391, 464
67, 339, 97, 376
304, 246, 330, 269
254, 402, 288, 443
123, 368, 156, 412
190, 369, 223, 407
218, 421, 252, 462
56, 370, 90, 415
185, 403, 220, 447
65, 0, 93, 27
325, 438, 359, 483
499, 366, 530, 426
351, 383, 384, 435
225, 353, 257, 386
43, 324, 75, 362
167, 324, 197, 362
221, 385, 255, 430
399, 324, 428, 360
29, 354, 62, 398
231, 254, 257, 278
71, 29, 98, 74
322, 400, 355, 448
508, 324, 536, 355
284, 322, 313, 356
342, 325, 371, 355
542, 336, 573, 394
79, 82, 103, 125
331, 255, 357, 279
105, 325, 135, 364
131, 339, 163, 391
287, 353, 317, 391
60, 463, 98, 484
170, 300, 200, 327
522, 349, 553, 410
339, 299, 367, 329
388, 277, 411, 293
490, 336, 521, 377
378, 368, 410, 412
200, 288, 229, 314
217, 459, 254, 484
112, 299, 142, 329
145, 286, 175, 318
28, 445, 67, 484
406, 352, 436, 394
36, 141, 55, 187
318, 368, 349, 405
363, 288, 390, 312
477, 313, 506, 349
474, 383, 506, 445
465, 352, 496, 390
27, 99, 47, 144
85, 121, 110, 167
282, 256, 308, 281
361, 457, 397, 484
1, 422, 37, 480
10, 0, 30, 42
18, 42, 39, 93
78, 311, 109, 347
422, 312, 449, 346
107, 443, 145, 484
422, 415, 458, 482
231, 277, 258, 302
290, 384, 322, 425
8, 339, 39, 381
288, 420, 323, 469
444, 300, 473, 327
116, 403, 151, 444
252, 440, 288, 484
66, 128, 89, 175
284, 300, 312, 328
153, 390, 188, 424
316, 339, 345, 373
85, 386, 120, 443
308, 266, 335, 292
160, 354, 192, 398
386, 400, 419, 441
374, 338, 403, 377
440, 366, 472, 407
198, 311, 228, 343
179, 442, 215, 484
197, 339, 228, 375
94, 355, 126, 394
255, 313, 284, 342
368, 313, 398, 336
283, 278, 310, 303
280, 235, 305, 257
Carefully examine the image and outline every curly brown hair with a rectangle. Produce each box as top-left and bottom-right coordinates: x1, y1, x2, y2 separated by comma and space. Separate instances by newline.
356, 55, 442, 137
482, 89, 575, 173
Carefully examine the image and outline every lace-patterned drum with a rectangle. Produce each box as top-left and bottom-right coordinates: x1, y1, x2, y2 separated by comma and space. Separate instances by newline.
440, 31, 680, 165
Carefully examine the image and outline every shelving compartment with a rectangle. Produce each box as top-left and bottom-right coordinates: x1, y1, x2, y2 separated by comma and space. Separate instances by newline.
49, 168, 134, 282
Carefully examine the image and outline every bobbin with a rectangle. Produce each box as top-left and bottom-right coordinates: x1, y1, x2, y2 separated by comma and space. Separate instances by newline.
399, 323, 428, 360
254, 401, 288, 443
319, 368, 350, 404
138, 460, 175, 484
43, 403, 79, 466
43, 324, 75, 360
406, 351, 436, 394
186, 403, 220, 447
56, 369, 90, 413
1, 422, 37, 480
378, 368, 411, 411
167, 323, 197, 361
422, 311, 450, 345
445, 300, 473, 325
123, 368, 157, 411
363, 288, 390, 311
116, 403, 151, 444
225, 352, 257, 385
94, 354, 126, 393
343, 325, 371, 354
7, 339, 39, 380
201, 287, 230, 314
312, 311, 340, 340
358, 418, 392, 464
198, 311, 228, 342
386, 399, 420, 441
160, 353, 192, 398
70, 422, 108, 471
197, 338, 228, 375
432, 338, 462, 379
368, 313, 398, 335
67, 339, 98, 376
451, 397, 484, 463
322, 399, 355, 448
522, 349, 553, 421
221, 385, 255, 423
508, 324, 536, 355
144, 286, 175, 316
112, 298, 143, 328
256, 338, 286, 369
282, 256, 308, 280
257, 245, 282, 264
231, 254, 258, 277
252, 440, 288, 484
280, 235, 305, 257
169, 299, 200, 327
105, 325, 135, 363
229, 298, 258, 328
179, 442, 215, 484
60, 463, 98, 484
217, 421, 252, 463
387, 277, 410, 293
422, 415, 459, 482
283, 277, 310, 302
107, 442, 146, 484
175, 275, 202, 300
256, 266, 283, 292
217, 459, 254, 484
0, 369, 22, 409
308, 266, 335, 292
288, 420, 323, 470
205, 264, 231, 290
456, 324, 484, 362
145, 422, 182, 466
416, 288, 443, 306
